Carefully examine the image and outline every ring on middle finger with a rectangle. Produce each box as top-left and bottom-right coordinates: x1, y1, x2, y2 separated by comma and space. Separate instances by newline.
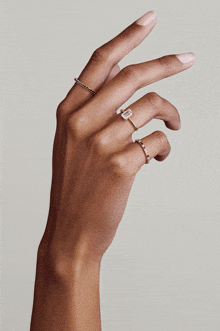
120, 108, 139, 131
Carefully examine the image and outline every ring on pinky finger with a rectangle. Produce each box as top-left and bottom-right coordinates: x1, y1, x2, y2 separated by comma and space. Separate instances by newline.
135, 139, 150, 164
111, 131, 171, 178
132, 131, 171, 169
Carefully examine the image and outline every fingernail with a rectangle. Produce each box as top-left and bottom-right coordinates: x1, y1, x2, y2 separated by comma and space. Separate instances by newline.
176, 53, 195, 64
136, 11, 156, 26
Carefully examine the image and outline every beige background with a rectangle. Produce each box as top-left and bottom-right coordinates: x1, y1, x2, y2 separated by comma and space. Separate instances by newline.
1, 0, 220, 330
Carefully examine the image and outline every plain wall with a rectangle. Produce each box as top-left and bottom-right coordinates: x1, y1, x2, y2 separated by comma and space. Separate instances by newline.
1, 0, 220, 330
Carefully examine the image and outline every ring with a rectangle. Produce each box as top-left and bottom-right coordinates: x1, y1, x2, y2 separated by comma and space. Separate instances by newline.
135, 139, 150, 164
74, 78, 97, 95
120, 108, 138, 131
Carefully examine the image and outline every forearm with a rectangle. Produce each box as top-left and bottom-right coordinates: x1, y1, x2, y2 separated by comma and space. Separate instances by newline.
30, 246, 102, 331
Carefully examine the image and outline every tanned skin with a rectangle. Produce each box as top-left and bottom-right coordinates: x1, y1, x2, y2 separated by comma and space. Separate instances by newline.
30, 11, 194, 331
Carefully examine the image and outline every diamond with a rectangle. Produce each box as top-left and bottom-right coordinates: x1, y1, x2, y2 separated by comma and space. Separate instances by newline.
121, 108, 133, 120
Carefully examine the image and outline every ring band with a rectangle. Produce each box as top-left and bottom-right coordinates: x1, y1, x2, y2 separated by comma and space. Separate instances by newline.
120, 109, 138, 131
74, 78, 97, 95
135, 139, 150, 164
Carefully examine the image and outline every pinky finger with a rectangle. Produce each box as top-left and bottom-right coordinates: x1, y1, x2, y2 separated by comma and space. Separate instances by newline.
142, 130, 171, 162
124, 131, 171, 173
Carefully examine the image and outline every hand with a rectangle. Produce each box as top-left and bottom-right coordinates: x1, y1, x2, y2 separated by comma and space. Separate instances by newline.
38, 11, 194, 269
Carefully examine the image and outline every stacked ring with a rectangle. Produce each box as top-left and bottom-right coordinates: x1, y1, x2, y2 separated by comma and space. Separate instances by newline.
135, 139, 150, 164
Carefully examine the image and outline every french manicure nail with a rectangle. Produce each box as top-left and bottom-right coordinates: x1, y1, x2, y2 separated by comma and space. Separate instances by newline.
136, 11, 156, 26
176, 53, 195, 64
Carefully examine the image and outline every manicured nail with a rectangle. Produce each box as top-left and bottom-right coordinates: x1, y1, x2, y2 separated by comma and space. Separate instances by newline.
136, 11, 156, 26
176, 53, 195, 64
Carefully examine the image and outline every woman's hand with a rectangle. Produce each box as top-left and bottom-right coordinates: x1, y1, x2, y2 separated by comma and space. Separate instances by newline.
30, 11, 195, 331
38, 10, 194, 269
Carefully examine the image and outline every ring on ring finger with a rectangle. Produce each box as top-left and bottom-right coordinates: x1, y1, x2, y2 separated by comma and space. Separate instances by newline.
120, 108, 139, 131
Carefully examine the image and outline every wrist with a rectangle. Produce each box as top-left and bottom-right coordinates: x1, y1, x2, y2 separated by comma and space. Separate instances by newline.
32, 239, 102, 331
37, 239, 101, 282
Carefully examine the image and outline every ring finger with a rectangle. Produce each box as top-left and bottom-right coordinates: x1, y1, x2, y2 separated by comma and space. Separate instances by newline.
111, 92, 180, 141
90, 92, 180, 154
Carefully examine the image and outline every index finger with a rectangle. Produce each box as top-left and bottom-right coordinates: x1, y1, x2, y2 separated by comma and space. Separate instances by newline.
62, 11, 157, 110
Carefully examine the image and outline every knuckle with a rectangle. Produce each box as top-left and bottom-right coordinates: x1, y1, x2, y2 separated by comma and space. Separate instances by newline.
147, 92, 163, 110
120, 65, 139, 82
109, 154, 135, 177
56, 101, 69, 120
91, 46, 111, 64
154, 130, 168, 146
66, 113, 85, 140
153, 131, 171, 162
89, 132, 111, 155
109, 154, 128, 176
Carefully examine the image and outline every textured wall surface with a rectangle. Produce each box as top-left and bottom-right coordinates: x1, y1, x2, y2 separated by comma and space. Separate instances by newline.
1, 0, 220, 330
